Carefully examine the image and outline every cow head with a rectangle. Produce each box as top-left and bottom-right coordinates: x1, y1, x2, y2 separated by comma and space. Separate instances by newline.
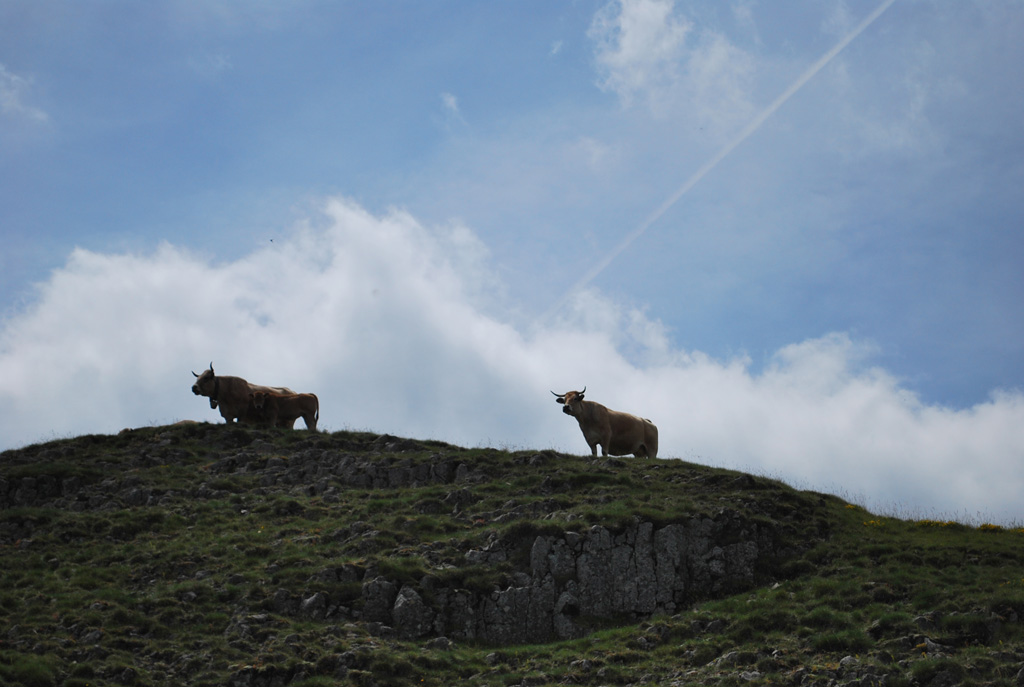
191, 363, 215, 396
552, 387, 586, 416
250, 391, 267, 410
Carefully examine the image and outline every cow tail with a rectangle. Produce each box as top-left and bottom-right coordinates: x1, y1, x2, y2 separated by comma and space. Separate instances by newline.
313, 394, 319, 423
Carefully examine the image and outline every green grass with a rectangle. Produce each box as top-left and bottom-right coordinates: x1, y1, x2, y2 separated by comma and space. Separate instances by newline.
2, 423, 1024, 686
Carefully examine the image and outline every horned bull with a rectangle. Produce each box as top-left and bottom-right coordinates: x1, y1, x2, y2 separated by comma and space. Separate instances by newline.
191, 363, 295, 424
552, 387, 658, 459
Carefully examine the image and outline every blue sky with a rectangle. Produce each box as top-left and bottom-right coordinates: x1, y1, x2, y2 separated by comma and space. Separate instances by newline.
2, 1, 1023, 522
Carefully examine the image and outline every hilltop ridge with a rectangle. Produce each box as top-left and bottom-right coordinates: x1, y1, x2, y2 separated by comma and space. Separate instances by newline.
2, 423, 1023, 686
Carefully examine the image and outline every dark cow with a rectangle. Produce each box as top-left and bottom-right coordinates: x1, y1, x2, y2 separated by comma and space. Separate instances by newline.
191, 363, 294, 424
552, 387, 658, 459
250, 391, 319, 431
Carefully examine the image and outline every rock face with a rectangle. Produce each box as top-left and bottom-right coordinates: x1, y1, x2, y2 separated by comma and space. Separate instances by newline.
364, 511, 774, 645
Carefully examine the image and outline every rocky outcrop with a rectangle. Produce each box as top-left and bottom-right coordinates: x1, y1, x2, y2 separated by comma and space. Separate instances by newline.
0, 427, 782, 647
355, 511, 776, 645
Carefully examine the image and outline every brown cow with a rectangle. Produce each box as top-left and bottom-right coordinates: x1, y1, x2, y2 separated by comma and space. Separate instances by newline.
552, 387, 658, 459
250, 391, 319, 431
191, 363, 294, 424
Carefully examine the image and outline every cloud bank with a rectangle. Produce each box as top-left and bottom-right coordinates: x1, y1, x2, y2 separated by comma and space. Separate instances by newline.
2, 198, 1022, 523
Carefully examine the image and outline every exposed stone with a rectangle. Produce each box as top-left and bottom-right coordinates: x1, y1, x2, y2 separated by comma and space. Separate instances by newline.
392, 586, 435, 639
425, 636, 452, 651
361, 577, 397, 624
269, 589, 296, 615
300, 592, 328, 620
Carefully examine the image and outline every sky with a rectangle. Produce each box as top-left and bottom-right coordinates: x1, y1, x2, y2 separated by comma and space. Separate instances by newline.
2, 0, 1023, 523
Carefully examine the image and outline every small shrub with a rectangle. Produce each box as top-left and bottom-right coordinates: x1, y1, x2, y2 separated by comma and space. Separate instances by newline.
0, 653, 58, 687
910, 658, 964, 685
942, 613, 994, 643
804, 607, 847, 629
728, 609, 798, 642
606, 649, 645, 665
868, 611, 915, 638
377, 556, 426, 585
809, 629, 871, 654
686, 642, 722, 667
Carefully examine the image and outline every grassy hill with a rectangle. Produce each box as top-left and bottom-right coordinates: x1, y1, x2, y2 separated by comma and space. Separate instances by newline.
1, 423, 1023, 687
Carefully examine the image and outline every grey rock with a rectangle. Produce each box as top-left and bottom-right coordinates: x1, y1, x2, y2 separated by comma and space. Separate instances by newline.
392, 586, 434, 639
301, 592, 328, 619
426, 636, 452, 651
269, 589, 296, 615
361, 577, 397, 624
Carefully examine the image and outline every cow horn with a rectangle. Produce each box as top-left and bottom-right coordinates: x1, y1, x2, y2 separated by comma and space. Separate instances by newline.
192, 371, 199, 378
580, 386, 586, 394
550, 390, 561, 397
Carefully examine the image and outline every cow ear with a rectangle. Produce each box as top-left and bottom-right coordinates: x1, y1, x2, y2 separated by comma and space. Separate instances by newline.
577, 393, 584, 401
555, 396, 565, 404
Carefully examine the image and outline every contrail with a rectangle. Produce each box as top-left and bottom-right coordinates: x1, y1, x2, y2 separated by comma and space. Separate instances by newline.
540, 0, 898, 324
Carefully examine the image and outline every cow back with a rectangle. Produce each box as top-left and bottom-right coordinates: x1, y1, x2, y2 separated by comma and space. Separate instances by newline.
217, 376, 255, 406
249, 383, 296, 396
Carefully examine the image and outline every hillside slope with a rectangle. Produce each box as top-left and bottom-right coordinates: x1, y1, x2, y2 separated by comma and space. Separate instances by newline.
1, 423, 1023, 687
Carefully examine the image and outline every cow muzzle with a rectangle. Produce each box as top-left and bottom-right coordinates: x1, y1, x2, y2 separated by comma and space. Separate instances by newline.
562, 406, 573, 416
191, 385, 201, 395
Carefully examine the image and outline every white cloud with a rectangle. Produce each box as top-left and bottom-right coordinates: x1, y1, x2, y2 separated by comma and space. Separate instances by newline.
1, 198, 1022, 524
571, 136, 613, 170
821, 1, 855, 38
589, 0, 755, 134
188, 51, 233, 80
590, 0, 692, 107
731, 1, 759, 44
682, 30, 755, 132
441, 92, 459, 114
440, 91, 466, 125
823, 39, 945, 158
0, 63, 49, 124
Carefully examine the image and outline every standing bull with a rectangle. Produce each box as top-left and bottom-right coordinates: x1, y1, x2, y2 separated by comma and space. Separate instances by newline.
191, 363, 295, 424
250, 391, 319, 431
552, 387, 658, 459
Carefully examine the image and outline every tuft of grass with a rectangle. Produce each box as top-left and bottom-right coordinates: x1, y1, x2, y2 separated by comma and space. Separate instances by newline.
0, 652, 59, 687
